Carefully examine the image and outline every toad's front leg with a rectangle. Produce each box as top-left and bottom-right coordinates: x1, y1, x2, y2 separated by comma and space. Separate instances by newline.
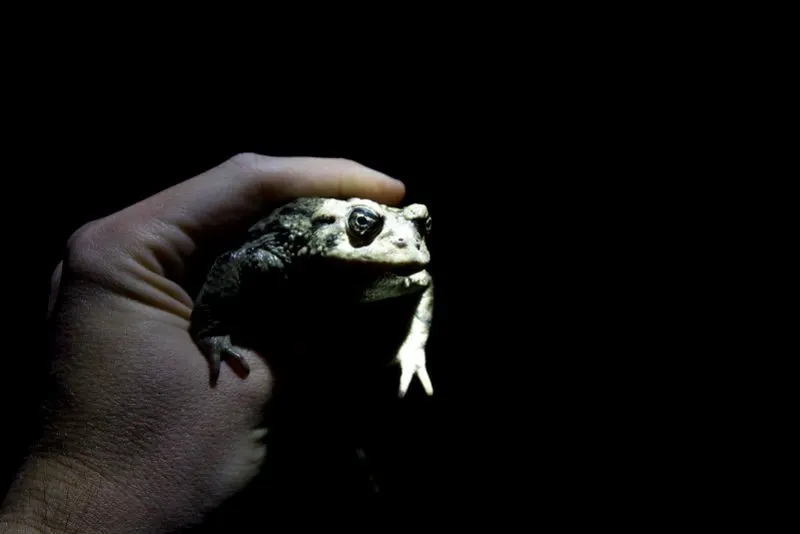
396, 271, 434, 398
190, 246, 286, 384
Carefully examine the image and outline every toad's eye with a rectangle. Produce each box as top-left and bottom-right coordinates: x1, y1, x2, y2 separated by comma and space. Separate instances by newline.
415, 216, 432, 236
347, 206, 383, 243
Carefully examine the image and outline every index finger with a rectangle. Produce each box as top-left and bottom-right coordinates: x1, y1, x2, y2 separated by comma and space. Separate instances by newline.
110, 153, 406, 263
134, 153, 403, 232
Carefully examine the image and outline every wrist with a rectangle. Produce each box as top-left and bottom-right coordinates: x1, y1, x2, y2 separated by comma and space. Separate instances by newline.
0, 453, 153, 534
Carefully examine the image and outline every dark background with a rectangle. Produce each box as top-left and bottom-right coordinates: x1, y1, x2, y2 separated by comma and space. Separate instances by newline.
0, 9, 753, 524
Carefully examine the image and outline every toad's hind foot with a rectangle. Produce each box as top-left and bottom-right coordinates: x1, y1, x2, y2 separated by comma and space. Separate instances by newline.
196, 334, 250, 384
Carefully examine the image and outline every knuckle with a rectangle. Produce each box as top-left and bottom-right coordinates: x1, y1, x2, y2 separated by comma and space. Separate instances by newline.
226, 152, 272, 173
333, 157, 365, 169
66, 219, 105, 255
63, 217, 122, 275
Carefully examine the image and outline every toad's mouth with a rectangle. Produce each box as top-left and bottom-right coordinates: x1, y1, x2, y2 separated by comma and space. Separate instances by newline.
383, 263, 427, 277
322, 259, 426, 278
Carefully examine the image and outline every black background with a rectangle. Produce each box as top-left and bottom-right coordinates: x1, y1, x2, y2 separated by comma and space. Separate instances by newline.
0, 7, 761, 526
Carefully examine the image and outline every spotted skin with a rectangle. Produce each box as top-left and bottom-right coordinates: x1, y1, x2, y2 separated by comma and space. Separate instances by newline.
189, 196, 434, 398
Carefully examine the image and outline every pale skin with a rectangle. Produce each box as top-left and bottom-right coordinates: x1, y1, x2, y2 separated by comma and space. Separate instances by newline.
349, 203, 435, 398
400, 290, 435, 396
385, 270, 434, 397
0, 154, 407, 534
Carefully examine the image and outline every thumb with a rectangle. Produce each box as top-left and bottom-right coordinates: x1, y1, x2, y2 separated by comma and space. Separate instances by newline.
67, 154, 406, 284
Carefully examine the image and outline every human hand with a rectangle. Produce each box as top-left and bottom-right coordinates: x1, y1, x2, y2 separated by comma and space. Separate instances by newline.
0, 154, 405, 534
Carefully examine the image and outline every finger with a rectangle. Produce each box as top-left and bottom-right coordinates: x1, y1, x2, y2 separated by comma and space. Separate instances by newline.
47, 261, 63, 320
117, 153, 405, 255
73, 154, 406, 284
398, 368, 413, 398
417, 367, 434, 396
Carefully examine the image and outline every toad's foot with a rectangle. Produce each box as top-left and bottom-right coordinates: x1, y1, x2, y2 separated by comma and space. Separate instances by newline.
196, 334, 250, 384
396, 345, 433, 398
